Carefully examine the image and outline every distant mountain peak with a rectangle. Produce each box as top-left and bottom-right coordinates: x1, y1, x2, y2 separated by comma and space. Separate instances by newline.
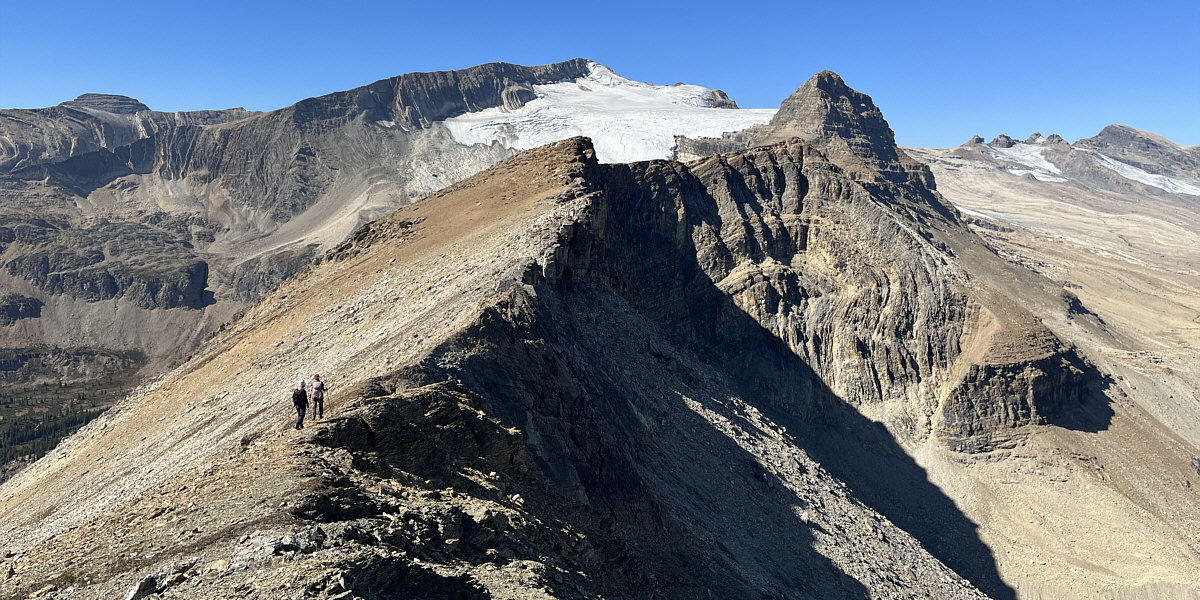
806, 69, 850, 92
1084, 124, 1180, 151
676, 70, 934, 186
770, 70, 891, 140
61, 93, 151, 114
1077, 123, 1200, 182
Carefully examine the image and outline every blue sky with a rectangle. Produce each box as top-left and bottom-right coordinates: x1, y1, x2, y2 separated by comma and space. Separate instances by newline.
2, 0, 1196, 148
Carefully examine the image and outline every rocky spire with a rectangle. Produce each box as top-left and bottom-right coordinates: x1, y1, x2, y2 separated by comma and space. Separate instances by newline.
766, 71, 899, 154
746, 71, 930, 185
675, 71, 933, 186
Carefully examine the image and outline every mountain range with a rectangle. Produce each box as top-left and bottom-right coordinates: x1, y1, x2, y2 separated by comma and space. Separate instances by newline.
0, 60, 1197, 599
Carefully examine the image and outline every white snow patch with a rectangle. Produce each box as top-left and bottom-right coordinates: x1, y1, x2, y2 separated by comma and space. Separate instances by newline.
1091, 152, 1200, 196
445, 63, 776, 163
986, 143, 1062, 174
955, 205, 998, 219
1007, 169, 1068, 183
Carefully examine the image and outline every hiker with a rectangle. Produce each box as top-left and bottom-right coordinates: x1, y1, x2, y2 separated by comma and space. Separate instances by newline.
310, 374, 326, 420
292, 380, 308, 430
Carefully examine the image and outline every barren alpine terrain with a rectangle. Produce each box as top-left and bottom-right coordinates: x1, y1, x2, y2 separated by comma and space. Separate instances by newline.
0, 63, 1196, 599
0, 60, 762, 478
907, 132, 1200, 598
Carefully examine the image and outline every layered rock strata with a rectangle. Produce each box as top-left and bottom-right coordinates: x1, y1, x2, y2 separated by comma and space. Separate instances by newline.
0, 138, 1003, 599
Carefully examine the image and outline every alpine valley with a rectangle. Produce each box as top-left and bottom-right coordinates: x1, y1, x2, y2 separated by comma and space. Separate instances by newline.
0, 60, 1196, 599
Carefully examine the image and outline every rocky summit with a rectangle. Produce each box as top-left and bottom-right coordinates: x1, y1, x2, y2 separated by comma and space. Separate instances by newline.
0, 64, 1198, 600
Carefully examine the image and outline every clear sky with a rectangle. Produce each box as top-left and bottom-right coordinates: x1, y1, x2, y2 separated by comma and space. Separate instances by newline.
2, 0, 1196, 148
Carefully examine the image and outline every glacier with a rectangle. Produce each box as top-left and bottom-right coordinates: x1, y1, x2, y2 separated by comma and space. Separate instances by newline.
1090, 152, 1200, 196
444, 63, 777, 163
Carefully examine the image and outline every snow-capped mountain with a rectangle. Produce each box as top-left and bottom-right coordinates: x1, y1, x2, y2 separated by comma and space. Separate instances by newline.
444, 62, 777, 163
912, 129, 1200, 197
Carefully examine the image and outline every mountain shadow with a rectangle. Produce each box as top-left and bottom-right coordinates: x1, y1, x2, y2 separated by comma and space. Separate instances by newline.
407, 145, 1014, 597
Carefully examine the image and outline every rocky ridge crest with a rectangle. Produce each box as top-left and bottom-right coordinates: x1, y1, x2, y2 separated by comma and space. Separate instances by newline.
0, 136, 1004, 599
1, 66, 1197, 600
0, 67, 1123, 592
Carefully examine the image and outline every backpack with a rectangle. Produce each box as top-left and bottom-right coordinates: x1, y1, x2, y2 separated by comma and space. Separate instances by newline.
292, 388, 307, 406
311, 380, 324, 399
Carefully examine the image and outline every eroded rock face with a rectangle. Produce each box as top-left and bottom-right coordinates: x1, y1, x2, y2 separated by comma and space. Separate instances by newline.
937, 353, 1089, 452
0, 95, 253, 174
0, 294, 42, 325
0, 220, 209, 310
666, 139, 1088, 451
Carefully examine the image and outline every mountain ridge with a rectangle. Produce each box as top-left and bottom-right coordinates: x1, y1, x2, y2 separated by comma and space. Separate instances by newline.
0, 62, 1198, 599
0, 135, 1002, 599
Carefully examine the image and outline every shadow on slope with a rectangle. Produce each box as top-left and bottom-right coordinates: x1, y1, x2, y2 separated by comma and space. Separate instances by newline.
311, 136, 1130, 596
583, 161, 1015, 598
1041, 361, 1115, 435
403, 154, 1016, 597
426, 282, 873, 599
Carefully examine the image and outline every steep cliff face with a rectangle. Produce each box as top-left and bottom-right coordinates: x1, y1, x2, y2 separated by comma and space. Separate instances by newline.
0, 94, 253, 173
0, 139, 996, 599
674, 73, 1093, 452
0, 219, 209, 310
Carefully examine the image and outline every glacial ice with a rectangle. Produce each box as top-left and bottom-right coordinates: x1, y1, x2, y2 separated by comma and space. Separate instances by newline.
444, 63, 776, 164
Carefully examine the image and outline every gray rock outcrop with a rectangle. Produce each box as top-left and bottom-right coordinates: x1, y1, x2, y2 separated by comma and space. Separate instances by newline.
0, 294, 41, 325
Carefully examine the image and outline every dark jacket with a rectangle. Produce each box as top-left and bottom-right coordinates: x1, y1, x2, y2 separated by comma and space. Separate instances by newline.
292, 388, 308, 407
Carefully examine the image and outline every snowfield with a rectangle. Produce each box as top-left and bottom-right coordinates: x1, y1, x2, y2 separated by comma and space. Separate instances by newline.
984, 140, 1200, 196
986, 143, 1063, 177
445, 63, 776, 163
1007, 168, 1068, 183
1090, 152, 1200, 196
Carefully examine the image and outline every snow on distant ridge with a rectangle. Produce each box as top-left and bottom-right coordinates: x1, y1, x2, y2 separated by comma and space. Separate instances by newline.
1008, 169, 1068, 183
984, 142, 1068, 183
986, 143, 1062, 174
444, 63, 776, 163
1088, 151, 1200, 196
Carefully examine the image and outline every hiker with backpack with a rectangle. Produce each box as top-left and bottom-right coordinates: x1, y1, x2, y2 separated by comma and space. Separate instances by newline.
310, 374, 326, 420
292, 380, 308, 430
